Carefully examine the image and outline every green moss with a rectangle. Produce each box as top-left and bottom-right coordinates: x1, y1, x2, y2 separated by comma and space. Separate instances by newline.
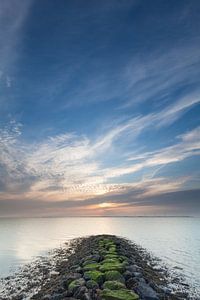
99, 239, 115, 250
84, 270, 104, 285
86, 280, 99, 289
101, 289, 139, 300
103, 281, 126, 290
104, 271, 125, 283
102, 258, 121, 264
118, 256, 128, 263
83, 263, 100, 271
120, 255, 128, 261
108, 248, 117, 254
68, 278, 85, 293
100, 262, 125, 273
104, 254, 119, 260
82, 260, 97, 267
109, 245, 116, 250
106, 242, 115, 249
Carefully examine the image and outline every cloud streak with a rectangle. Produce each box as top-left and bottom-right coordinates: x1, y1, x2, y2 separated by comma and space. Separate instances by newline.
0, 96, 199, 208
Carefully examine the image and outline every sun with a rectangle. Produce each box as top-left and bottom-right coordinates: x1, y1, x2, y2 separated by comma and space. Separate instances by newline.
98, 202, 114, 208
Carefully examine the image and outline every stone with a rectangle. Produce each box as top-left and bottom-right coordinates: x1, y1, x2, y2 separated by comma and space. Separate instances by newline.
62, 273, 82, 288
103, 281, 126, 290
83, 263, 100, 271
86, 280, 99, 289
104, 271, 125, 283
108, 248, 117, 254
99, 262, 125, 273
68, 278, 86, 294
104, 254, 119, 260
82, 292, 92, 300
102, 258, 121, 264
126, 277, 138, 290
123, 270, 132, 281
74, 266, 83, 273
42, 295, 52, 300
133, 272, 142, 278
73, 286, 88, 299
126, 265, 138, 273
82, 260, 98, 267
84, 270, 104, 285
118, 256, 128, 262
84, 254, 100, 262
53, 294, 64, 300
100, 289, 139, 300
90, 254, 101, 262
50, 271, 59, 276
160, 286, 172, 295
137, 280, 159, 300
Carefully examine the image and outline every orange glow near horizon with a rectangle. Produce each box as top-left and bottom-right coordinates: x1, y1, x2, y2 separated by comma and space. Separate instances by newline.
98, 202, 115, 208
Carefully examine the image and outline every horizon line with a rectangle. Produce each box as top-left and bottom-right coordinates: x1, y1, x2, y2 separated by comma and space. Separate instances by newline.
0, 215, 196, 219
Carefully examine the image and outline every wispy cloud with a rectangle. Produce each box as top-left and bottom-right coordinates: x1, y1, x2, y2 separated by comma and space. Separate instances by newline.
0, 98, 199, 205
128, 126, 200, 166
122, 44, 200, 109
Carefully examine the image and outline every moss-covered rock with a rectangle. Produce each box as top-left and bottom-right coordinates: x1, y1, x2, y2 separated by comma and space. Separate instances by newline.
104, 271, 125, 283
106, 242, 115, 249
84, 270, 104, 285
109, 245, 117, 250
99, 239, 115, 251
82, 260, 98, 267
62, 272, 82, 288
108, 249, 117, 255
83, 262, 100, 271
118, 255, 128, 262
86, 279, 99, 289
68, 278, 85, 294
102, 258, 121, 264
103, 281, 126, 290
104, 254, 119, 260
100, 262, 125, 273
100, 289, 139, 300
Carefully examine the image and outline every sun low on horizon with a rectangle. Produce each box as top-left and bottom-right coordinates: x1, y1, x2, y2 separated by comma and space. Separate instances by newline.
0, 0, 200, 218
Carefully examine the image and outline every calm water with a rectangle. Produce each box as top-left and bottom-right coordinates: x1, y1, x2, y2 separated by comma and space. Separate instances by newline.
0, 217, 200, 292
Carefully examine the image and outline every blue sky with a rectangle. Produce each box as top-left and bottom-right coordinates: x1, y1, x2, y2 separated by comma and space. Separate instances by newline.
0, 0, 200, 216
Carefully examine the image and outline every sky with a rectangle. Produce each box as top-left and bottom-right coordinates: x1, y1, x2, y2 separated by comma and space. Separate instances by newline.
0, 0, 200, 217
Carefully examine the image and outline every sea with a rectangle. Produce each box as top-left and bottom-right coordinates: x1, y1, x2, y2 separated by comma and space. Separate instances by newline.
0, 217, 199, 296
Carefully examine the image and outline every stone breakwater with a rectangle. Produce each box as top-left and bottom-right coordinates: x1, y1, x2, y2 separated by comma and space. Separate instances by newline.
30, 235, 189, 300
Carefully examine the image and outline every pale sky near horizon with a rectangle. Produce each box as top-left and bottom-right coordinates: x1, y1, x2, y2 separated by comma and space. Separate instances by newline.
0, 0, 200, 217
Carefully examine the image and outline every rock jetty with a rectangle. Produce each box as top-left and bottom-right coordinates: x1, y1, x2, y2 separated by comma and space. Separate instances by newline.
31, 235, 189, 300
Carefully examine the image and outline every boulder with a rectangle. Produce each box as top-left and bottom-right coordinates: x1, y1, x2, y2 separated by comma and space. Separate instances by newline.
104, 254, 119, 260
84, 270, 104, 285
86, 280, 99, 290
83, 263, 100, 271
102, 258, 121, 264
123, 270, 132, 281
126, 277, 138, 290
103, 281, 126, 290
104, 271, 125, 284
73, 286, 88, 299
62, 273, 82, 288
99, 262, 125, 273
100, 289, 139, 300
82, 260, 98, 267
137, 280, 159, 300
126, 265, 138, 273
68, 278, 86, 295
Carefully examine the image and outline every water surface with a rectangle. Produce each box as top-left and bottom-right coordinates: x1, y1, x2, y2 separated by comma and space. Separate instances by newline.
0, 217, 199, 293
